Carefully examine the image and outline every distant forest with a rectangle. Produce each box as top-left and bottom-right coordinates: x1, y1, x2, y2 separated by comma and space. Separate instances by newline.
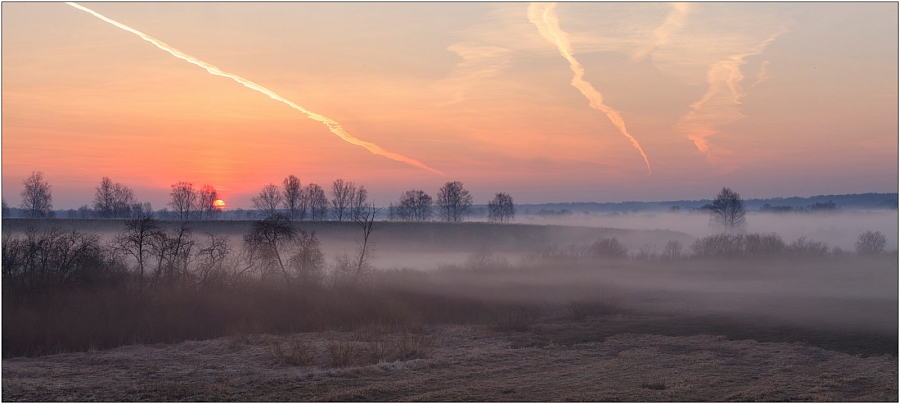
4, 192, 895, 220
518, 193, 898, 217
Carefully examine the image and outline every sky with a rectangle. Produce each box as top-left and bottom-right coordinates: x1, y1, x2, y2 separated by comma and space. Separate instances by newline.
2, 2, 897, 210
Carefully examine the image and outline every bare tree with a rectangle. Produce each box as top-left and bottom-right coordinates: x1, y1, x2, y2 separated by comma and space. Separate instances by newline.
117, 215, 162, 291
282, 175, 306, 221
397, 189, 433, 221
330, 179, 355, 221
351, 202, 379, 287
306, 183, 329, 221
129, 202, 153, 219
855, 231, 887, 255
149, 223, 196, 286
437, 181, 472, 222
197, 185, 220, 220
350, 185, 369, 221
168, 181, 197, 220
252, 183, 283, 219
242, 214, 296, 282
19, 171, 53, 218
93, 177, 136, 218
709, 187, 746, 231
2, 197, 9, 218
286, 231, 325, 287
487, 192, 515, 223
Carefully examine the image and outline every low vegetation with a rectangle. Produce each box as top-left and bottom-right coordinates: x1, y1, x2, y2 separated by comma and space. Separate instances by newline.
1, 217, 895, 360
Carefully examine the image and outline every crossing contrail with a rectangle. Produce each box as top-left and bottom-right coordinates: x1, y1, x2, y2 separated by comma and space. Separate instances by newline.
528, 2, 652, 176
67, 2, 443, 175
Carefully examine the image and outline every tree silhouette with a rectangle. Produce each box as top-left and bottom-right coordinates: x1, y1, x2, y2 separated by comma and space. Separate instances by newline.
330, 179, 355, 221
709, 187, 746, 231
306, 183, 329, 221
397, 189, 433, 221
855, 231, 887, 255
19, 171, 53, 218
168, 181, 197, 220
252, 184, 283, 219
117, 214, 161, 291
349, 185, 369, 221
487, 192, 516, 223
437, 181, 472, 222
282, 175, 307, 221
93, 177, 137, 218
197, 185, 220, 220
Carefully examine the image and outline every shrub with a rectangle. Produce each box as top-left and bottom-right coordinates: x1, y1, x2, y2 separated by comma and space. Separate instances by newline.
464, 248, 510, 271
2, 228, 124, 292
566, 299, 619, 321
587, 237, 628, 259
788, 237, 829, 257
691, 232, 787, 259
690, 233, 744, 258
490, 305, 541, 332
743, 233, 786, 257
855, 231, 887, 255
269, 336, 315, 366
327, 340, 357, 368
660, 240, 683, 260
393, 330, 433, 360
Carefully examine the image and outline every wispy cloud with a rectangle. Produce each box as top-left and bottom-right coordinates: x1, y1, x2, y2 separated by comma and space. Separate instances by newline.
527, 2, 652, 175
676, 29, 787, 167
438, 43, 512, 106
751, 60, 771, 88
633, 3, 690, 62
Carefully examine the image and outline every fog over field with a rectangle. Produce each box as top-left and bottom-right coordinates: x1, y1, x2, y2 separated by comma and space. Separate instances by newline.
519, 210, 899, 251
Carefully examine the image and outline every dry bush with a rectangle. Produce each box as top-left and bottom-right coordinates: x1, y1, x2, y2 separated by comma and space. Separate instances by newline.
691, 233, 745, 258
327, 340, 357, 368
522, 244, 583, 262
566, 299, 620, 321
587, 237, 628, 259
635, 243, 659, 261
855, 231, 887, 255
464, 248, 510, 271
660, 240, 684, 260
269, 336, 315, 366
789, 237, 829, 257
490, 305, 542, 332
364, 340, 389, 364
393, 330, 433, 360
742, 233, 786, 257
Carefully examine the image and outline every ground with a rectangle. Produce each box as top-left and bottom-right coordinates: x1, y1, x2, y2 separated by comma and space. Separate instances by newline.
4, 311, 896, 401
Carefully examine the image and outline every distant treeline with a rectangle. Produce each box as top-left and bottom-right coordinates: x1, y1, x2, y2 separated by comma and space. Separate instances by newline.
519, 193, 898, 215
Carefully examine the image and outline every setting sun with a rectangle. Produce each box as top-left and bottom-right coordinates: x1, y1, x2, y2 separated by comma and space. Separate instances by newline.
213, 199, 225, 208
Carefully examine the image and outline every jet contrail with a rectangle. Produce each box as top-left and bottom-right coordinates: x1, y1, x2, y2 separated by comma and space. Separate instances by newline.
66, 2, 443, 175
528, 2, 652, 176
676, 30, 785, 166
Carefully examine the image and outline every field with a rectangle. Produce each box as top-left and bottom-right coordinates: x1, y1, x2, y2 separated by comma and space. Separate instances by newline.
2, 215, 897, 401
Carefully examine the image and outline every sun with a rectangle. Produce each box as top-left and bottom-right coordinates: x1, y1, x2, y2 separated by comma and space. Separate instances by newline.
213, 199, 226, 209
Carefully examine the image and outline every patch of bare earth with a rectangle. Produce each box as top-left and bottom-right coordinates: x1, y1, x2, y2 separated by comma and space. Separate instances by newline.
3, 319, 896, 401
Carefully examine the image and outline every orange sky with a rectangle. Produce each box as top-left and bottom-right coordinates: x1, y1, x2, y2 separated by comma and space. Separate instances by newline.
2, 2, 897, 209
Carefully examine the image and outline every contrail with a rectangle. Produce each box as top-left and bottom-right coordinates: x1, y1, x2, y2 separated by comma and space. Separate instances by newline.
66, 2, 443, 175
528, 2, 651, 176
632, 3, 690, 62
676, 30, 786, 166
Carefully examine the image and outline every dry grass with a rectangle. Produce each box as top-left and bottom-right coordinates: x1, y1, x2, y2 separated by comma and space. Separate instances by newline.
566, 299, 620, 321
490, 305, 542, 332
268, 336, 314, 366
2, 320, 896, 401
